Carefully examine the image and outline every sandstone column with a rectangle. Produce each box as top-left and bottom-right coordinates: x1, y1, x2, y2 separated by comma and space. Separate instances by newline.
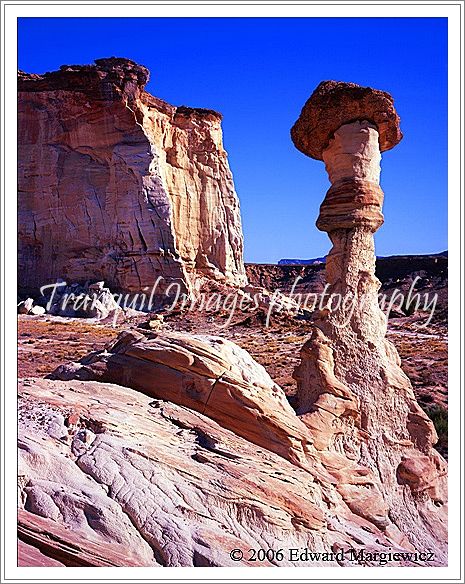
291, 81, 447, 557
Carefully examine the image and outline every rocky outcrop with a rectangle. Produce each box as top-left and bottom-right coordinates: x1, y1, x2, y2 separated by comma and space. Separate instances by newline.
47, 325, 446, 564
49, 330, 313, 465
16, 75, 447, 568
290, 81, 447, 558
19, 377, 441, 567
18, 58, 246, 298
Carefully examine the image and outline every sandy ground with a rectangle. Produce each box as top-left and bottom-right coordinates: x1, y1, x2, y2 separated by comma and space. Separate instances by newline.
18, 311, 447, 410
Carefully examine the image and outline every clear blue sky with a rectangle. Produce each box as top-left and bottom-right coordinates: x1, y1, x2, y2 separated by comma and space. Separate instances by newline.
19, 17, 448, 263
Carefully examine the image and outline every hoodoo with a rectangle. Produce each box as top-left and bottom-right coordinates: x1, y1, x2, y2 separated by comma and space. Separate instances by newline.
291, 80, 447, 559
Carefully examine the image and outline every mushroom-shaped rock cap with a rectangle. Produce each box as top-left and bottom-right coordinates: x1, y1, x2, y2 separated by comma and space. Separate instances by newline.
291, 80, 402, 160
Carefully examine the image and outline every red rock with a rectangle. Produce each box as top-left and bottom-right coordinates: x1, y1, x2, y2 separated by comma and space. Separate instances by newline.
291, 80, 402, 160
18, 510, 147, 567
18, 539, 65, 567
65, 413, 80, 426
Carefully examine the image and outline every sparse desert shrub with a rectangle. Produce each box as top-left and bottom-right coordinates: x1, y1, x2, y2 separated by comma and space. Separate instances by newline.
424, 404, 448, 458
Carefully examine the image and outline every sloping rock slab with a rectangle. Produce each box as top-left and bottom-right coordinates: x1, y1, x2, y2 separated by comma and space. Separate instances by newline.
18, 377, 420, 567
49, 330, 313, 464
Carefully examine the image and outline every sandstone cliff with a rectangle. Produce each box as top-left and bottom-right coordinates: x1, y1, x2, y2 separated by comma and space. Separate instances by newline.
18, 58, 246, 296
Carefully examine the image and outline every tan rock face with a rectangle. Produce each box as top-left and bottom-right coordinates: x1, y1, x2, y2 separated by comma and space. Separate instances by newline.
322, 121, 381, 185
18, 58, 246, 296
291, 82, 447, 559
49, 330, 314, 466
318, 121, 384, 233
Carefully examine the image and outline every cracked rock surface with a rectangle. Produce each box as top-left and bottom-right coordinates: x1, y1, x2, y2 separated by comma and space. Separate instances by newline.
19, 376, 440, 567
17, 324, 445, 567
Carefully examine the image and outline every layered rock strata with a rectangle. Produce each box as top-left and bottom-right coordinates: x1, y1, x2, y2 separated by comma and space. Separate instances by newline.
20, 373, 436, 567
49, 326, 445, 563
291, 81, 447, 556
18, 58, 246, 297
50, 330, 313, 465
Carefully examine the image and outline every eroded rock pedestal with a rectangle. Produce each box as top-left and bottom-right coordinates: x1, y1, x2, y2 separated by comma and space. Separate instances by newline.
291, 81, 447, 557
18, 58, 246, 298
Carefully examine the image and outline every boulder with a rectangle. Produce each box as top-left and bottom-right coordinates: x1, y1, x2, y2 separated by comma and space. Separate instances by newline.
50, 330, 313, 465
18, 298, 34, 314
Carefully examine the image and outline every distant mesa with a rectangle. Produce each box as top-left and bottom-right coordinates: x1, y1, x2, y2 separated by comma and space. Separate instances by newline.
278, 251, 447, 266
278, 257, 326, 265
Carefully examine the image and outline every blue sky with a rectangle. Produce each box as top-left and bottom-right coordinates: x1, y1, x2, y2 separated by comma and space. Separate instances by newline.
19, 17, 448, 263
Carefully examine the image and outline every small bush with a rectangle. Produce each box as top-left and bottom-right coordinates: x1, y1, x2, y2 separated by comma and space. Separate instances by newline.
424, 404, 448, 458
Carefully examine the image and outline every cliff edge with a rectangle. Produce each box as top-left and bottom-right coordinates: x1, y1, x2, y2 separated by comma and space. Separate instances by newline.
18, 57, 247, 296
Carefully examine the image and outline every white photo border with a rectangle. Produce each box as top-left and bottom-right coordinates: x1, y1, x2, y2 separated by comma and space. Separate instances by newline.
1, 2, 463, 582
